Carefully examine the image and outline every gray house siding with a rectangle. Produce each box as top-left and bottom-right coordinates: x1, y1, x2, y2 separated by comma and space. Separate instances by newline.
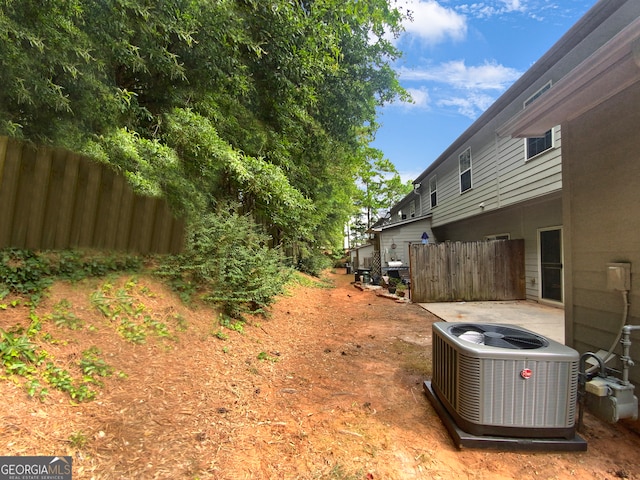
381, 1, 640, 310
397, 2, 640, 306
502, 6, 640, 384
562, 81, 640, 386
496, 128, 562, 206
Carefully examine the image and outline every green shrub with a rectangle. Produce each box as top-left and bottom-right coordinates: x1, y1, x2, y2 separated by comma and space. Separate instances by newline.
157, 207, 290, 317
0, 249, 53, 302
297, 252, 332, 277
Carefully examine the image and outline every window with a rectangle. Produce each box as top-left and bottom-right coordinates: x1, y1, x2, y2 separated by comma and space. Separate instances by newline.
524, 82, 554, 160
485, 233, 510, 241
459, 148, 472, 193
429, 176, 437, 208
526, 130, 553, 159
409, 200, 416, 218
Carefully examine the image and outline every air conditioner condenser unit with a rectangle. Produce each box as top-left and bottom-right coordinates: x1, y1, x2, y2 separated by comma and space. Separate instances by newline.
424, 322, 587, 450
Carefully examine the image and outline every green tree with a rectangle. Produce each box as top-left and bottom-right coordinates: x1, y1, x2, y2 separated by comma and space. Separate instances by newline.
352, 151, 413, 244
0, 0, 409, 258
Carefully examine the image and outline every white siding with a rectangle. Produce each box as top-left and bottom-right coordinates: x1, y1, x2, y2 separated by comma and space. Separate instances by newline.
350, 244, 374, 270
379, 220, 434, 268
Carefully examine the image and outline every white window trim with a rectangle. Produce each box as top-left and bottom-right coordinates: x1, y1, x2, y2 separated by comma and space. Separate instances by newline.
459, 148, 472, 194
523, 126, 556, 162
429, 175, 437, 209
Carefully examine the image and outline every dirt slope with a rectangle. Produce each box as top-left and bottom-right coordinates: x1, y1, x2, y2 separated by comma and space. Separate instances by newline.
0, 269, 639, 479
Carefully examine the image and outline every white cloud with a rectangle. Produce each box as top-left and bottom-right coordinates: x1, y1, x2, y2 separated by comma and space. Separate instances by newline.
454, 1, 561, 20
501, 0, 526, 13
399, 0, 467, 45
437, 92, 496, 118
393, 59, 522, 118
398, 60, 522, 91
404, 87, 432, 108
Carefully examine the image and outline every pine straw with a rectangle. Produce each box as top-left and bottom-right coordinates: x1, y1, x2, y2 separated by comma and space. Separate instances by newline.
1, 272, 640, 479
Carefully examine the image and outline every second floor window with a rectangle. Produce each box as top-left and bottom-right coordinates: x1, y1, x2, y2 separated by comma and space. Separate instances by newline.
409, 200, 416, 218
459, 148, 472, 193
525, 129, 553, 159
524, 82, 554, 160
429, 176, 437, 208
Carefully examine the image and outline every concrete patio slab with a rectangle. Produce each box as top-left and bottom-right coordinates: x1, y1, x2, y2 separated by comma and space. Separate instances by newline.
417, 300, 565, 344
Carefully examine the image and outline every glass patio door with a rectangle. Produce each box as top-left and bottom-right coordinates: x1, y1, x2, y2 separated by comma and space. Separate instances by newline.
539, 228, 563, 303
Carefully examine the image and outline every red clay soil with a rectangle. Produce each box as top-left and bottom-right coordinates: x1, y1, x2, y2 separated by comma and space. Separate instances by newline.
1, 269, 640, 479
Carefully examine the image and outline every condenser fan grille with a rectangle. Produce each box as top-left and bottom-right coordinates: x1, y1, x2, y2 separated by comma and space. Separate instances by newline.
449, 324, 548, 349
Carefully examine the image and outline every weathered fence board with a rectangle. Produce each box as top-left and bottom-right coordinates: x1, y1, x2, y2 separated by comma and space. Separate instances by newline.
0, 140, 21, 247
410, 240, 525, 303
0, 137, 184, 254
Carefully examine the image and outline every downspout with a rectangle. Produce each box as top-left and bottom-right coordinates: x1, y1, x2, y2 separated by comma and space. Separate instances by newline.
413, 182, 422, 216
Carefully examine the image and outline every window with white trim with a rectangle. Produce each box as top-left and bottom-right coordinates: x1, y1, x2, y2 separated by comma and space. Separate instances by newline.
429, 176, 437, 208
525, 129, 553, 159
409, 200, 416, 218
459, 148, 472, 193
485, 233, 510, 241
524, 82, 553, 160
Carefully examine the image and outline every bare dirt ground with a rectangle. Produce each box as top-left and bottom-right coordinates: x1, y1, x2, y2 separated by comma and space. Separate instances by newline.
1, 268, 640, 479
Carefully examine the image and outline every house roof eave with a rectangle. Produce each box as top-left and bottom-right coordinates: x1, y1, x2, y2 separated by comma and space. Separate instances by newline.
500, 16, 640, 138
379, 214, 432, 232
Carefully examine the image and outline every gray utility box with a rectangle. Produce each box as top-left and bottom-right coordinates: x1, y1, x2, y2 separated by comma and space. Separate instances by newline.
607, 263, 631, 291
585, 376, 638, 423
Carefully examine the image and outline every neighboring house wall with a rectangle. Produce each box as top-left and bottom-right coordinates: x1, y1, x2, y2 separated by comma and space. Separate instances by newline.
562, 81, 640, 386
350, 244, 374, 270
378, 219, 434, 268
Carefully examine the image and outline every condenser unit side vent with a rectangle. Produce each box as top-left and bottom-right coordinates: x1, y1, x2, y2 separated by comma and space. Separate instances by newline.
458, 354, 482, 422
432, 331, 458, 409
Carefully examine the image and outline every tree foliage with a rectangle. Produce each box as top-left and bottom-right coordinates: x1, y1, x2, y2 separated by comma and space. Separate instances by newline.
350, 151, 413, 247
0, 0, 408, 256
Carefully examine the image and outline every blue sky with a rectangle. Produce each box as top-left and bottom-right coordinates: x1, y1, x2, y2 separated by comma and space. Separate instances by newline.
372, 0, 597, 182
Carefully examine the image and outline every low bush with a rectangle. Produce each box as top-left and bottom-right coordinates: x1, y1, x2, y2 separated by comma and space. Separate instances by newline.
157, 207, 290, 318
296, 252, 332, 277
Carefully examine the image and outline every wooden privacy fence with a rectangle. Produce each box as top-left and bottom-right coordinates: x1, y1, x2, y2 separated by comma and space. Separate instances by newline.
0, 136, 185, 254
409, 240, 525, 303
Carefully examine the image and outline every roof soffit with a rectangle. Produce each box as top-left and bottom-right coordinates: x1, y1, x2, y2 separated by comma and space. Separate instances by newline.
499, 16, 640, 137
